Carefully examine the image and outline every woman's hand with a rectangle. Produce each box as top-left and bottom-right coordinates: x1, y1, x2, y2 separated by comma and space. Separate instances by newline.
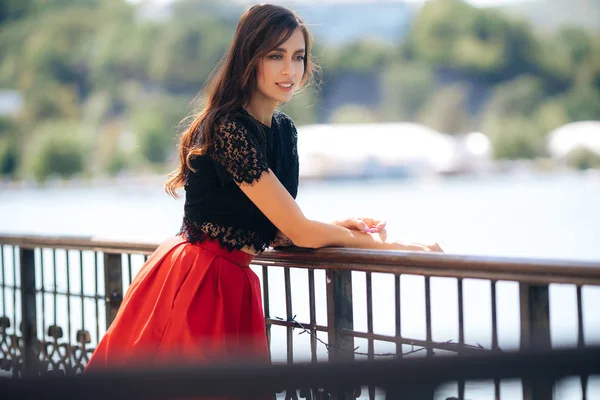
399, 241, 444, 253
333, 217, 386, 234
386, 237, 444, 253
367, 230, 444, 253
333, 218, 443, 252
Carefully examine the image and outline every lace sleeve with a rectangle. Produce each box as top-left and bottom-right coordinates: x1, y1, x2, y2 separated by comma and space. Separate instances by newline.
210, 119, 270, 185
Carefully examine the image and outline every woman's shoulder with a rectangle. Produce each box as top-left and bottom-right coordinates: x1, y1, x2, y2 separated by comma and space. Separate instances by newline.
273, 110, 296, 136
216, 109, 253, 131
273, 110, 296, 130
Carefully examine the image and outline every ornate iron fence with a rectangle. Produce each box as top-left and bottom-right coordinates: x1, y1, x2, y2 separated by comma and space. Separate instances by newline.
1, 233, 600, 399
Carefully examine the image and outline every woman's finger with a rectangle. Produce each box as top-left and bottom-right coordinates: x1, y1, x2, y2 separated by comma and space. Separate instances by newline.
360, 218, 386, 232
352, 217, 371, 233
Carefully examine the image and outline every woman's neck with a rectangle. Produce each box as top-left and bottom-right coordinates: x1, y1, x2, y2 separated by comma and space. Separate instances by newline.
244, 95, 277, 128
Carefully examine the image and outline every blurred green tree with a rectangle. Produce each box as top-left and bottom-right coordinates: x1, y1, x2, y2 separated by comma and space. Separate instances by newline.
417, 84, 472, 134
131, 96, 188, 165
0, 116, 20, 176
148, 19, 233, 93
1, 0, 599, 178
564, 146, 600, 170
558, 87, 600, 121
379, 62, 435, 122
330, 104, 378, 124
279, 88, 319, 126
486, 115, 545, 159
26, 121, 86, 181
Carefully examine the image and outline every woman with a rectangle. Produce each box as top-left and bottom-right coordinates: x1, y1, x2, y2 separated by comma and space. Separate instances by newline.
85, 3, 441, 371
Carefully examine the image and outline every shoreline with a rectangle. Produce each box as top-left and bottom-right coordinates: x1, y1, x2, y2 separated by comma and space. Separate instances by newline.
0, 162, 596, 192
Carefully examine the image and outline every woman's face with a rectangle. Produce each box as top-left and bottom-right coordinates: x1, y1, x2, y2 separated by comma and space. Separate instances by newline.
255, 27, 306, 105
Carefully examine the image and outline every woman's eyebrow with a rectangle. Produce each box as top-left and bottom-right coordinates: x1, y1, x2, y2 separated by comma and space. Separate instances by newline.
272, 47, 306, 54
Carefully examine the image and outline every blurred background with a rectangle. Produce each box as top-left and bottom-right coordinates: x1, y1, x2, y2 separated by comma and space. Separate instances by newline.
1, 3, 600, 395
0, 0, 599, 260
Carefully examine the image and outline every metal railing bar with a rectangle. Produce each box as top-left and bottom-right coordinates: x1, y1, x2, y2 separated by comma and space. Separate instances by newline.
127, 254, 133, 286
577, 284, 588, 400
395, 274, 401, 358
0, 284, 103, 300
365, 272, 375, 400
1, 245, 5, 316
52, 249, 57, 326
94, 251, 100, 345
577, 285, 585, 348
265, 318, 328, 332
366, 272, 373, 360
308, 268, 317, 363
80, 250, 85, 337
425, 276, 433, 357
40, 249, 46, 340
491, 280, 498, 350
284, 267, 293, 364
261, 266, 271, 353
491, 280, 500, 399
66, 250, 72, 354
342, 330, 489, 355
13, 246, 17, 334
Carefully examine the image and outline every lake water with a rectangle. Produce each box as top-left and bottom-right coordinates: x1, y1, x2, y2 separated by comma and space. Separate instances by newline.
1, 171, 599, 399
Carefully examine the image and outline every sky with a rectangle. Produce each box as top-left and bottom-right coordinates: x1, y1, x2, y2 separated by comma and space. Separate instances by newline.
129, 0, 538, 8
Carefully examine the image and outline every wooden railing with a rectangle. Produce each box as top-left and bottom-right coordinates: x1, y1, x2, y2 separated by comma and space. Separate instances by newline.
1, 233, 599, 399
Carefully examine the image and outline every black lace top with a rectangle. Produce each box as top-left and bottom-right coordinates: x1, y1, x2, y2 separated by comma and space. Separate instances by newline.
178, 108, 299, 253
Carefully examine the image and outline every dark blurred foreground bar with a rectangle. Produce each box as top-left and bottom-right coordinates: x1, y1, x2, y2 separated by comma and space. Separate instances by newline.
1, 347, 599, 400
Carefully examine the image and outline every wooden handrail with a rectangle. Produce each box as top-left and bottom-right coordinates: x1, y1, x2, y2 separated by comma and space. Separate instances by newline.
1, 233, 599, 285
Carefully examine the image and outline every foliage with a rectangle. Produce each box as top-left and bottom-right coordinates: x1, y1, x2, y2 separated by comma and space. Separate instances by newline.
558, 87, 600, 122
417, 84, 472, 134
0, 116, 19, 176
481, 76, 549, 159
405, 0, 539, 80
330, 104, 378, 124
279, 88, 319, 126
322, 40, 395, 73
379, 62, 435, 122
564, 146, 600, 171
486, 115, 546, 160
131, 96, 189, 165
0, 0, 599, 181
25, 121, 87, 182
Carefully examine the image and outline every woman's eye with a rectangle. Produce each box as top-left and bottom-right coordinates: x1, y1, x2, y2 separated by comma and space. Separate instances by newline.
295, 55, 305, 61
268, 54, 282, 60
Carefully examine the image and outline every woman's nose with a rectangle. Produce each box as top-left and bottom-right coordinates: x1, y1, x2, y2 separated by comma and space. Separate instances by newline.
281, 59, 294, 76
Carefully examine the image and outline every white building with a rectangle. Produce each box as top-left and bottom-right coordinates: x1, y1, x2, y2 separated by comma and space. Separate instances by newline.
296, 122, 492, 179
547, 121, 600, 158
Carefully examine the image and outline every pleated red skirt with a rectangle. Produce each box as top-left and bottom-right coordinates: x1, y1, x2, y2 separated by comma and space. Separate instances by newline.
85, 235, 270, 372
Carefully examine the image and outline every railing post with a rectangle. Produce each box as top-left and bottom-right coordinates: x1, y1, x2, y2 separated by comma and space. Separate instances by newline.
19, 247, 39, 376
326, 268, 355, 400
326, 269, 354, 362
103, 253, 123, 328
520, 283, 552, 400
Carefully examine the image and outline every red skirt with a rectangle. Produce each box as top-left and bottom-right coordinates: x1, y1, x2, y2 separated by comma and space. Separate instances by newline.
85, 235, 269, 372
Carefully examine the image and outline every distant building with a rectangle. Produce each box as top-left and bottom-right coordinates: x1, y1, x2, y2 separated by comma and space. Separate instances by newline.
296, 123, 491, 179
547, 121, 600, 158
0, 90, 23, 117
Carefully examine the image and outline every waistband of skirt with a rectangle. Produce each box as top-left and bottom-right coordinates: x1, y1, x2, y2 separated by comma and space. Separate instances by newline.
184, 236, 255, 267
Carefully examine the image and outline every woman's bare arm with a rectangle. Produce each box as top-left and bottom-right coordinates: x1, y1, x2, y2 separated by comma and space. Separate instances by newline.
240, 170, 439, 251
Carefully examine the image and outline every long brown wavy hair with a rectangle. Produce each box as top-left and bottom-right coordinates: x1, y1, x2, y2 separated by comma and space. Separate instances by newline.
164, 4, 318, 198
